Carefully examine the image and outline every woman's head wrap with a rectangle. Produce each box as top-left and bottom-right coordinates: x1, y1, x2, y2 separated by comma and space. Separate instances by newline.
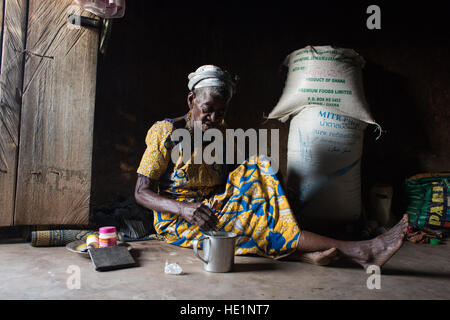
188, 65, 238, 98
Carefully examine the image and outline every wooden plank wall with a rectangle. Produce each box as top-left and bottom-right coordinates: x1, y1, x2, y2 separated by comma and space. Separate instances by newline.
0, 0, 3, 60
0, 0, 27, 226
14, 0, 98, 225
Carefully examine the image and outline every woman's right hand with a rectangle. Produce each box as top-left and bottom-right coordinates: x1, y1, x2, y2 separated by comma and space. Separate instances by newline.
181, 202, 218, 231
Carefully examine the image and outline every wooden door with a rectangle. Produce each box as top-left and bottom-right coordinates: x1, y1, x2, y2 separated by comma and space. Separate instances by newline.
0, 0, 27, 226
0, 0, 99, 226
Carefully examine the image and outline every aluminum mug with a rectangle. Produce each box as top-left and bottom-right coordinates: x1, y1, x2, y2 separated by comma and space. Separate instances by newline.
193, 231, 237, 273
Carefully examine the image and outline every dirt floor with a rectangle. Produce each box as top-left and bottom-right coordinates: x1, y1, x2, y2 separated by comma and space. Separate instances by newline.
0, 239, 449, 300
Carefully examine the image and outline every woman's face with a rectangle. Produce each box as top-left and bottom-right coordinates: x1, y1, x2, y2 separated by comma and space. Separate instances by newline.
188, 88, 228, 132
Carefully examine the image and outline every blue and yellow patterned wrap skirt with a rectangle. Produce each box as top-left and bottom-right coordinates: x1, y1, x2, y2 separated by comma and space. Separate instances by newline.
137, 120, 300, 259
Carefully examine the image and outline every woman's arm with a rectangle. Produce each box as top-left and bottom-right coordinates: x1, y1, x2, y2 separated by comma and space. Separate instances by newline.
134, 174, 218, 231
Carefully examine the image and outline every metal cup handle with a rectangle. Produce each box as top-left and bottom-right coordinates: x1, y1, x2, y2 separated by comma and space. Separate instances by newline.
193, 238, 209, 264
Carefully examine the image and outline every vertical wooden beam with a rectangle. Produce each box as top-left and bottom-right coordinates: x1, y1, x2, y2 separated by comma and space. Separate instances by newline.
14, 0, 98, 225
0, 0, 3, 61
0, 0, 27, 226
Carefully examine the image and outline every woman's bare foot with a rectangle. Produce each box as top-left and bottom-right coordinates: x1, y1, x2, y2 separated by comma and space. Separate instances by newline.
340, 214, 409, 269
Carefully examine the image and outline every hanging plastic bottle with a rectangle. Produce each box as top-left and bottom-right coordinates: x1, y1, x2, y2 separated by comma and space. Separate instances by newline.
74, 0, 126, 19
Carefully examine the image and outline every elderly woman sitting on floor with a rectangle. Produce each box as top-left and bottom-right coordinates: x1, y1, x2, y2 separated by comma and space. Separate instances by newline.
134, 65, 408, 268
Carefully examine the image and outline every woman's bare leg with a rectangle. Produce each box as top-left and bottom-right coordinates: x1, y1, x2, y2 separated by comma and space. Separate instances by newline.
294, 214, 409, 268
289, 247, 339, 266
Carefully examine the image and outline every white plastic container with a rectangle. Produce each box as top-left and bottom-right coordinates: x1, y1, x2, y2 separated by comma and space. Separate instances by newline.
369, 184, 394, 227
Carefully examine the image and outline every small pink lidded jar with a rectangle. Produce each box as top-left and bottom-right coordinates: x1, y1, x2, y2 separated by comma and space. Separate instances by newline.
98, 226, 117, 248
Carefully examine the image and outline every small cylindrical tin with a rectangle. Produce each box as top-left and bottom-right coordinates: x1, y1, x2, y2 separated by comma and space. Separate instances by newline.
99, 226, 117, 248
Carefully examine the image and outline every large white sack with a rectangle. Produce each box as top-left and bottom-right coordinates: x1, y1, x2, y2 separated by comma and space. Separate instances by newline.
268, 45, 375, 124
287, 105, 367, 223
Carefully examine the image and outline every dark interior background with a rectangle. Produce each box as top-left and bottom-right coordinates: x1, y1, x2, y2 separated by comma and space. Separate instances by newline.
90, 1, 450, 221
